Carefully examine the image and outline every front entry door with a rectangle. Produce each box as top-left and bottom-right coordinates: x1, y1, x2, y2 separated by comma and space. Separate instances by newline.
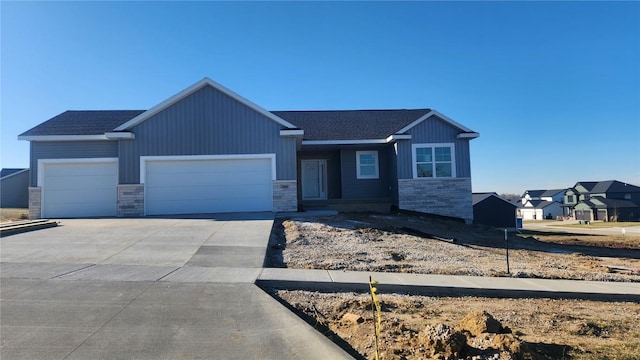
301, 160, 327, 200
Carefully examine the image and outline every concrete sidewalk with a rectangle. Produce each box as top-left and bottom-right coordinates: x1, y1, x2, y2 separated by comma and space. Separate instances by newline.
258, 268, 640, 302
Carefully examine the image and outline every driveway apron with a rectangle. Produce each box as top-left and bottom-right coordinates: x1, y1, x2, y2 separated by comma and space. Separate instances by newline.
0, 214, 352, 360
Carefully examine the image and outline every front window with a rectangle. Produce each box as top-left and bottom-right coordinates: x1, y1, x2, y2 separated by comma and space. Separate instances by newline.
412, 143, 455, 178
356, 151, 379, 179
567, 195, 575, 203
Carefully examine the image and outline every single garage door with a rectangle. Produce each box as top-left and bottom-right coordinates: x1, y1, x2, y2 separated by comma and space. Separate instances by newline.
144, 157, 273, 215
40, 159, 118, 218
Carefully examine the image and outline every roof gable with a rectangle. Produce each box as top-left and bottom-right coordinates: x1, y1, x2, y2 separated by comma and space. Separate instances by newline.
472, 192, 517, 207
396, 110, 477, 138
115, 77, 297, 131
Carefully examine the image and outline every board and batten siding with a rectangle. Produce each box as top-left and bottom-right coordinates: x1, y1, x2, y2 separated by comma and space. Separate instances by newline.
340, 146, 393, 199
395, 115, 472, 179
119, 85, 297, 184
29, 141, 118, 186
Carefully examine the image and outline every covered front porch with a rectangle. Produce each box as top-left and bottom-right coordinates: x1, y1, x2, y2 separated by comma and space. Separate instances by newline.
296, 144, 397, 213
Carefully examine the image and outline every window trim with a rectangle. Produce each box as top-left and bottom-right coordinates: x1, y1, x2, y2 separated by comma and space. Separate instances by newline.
356, 150, 379, 179
411, 143, 456, 179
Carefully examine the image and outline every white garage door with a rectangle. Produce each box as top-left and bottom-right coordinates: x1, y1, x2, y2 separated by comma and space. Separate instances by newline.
40, 159, 118, 218
144, 157, 273, 215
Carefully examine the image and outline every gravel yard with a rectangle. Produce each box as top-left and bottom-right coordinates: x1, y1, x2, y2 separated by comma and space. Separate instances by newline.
267, 212, 640, 282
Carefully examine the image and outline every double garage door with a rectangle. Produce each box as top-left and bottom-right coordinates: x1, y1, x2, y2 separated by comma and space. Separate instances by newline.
143, 156, 273, 215
39, 156, 273, 218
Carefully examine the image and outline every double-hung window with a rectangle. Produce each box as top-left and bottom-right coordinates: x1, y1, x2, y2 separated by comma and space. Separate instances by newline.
412, 143, 455, 178
356, 151, 379, 179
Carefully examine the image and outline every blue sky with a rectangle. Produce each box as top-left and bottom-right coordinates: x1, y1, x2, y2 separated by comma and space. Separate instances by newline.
2, 1, 639, 194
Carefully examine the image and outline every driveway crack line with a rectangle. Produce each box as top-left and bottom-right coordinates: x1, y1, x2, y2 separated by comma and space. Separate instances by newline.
51, 263, 97, 279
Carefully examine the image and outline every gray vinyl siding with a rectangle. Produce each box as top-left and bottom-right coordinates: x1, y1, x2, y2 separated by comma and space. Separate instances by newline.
1, 170, 29, 208
119, 85, 297, 184
396, 115, 472, 179
297, 150, 342, 199
340, 146, 392, 199
29, 141, 118, 186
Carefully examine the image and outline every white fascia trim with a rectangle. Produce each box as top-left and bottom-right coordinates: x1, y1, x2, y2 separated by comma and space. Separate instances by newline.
115, 77, 297, 131
457, 132, 480, 139
105, 132, 135, 139
396, 110, 475, 134
0, 168, 29, 180
37, 158, 118, 187
139, 153, 277, 184
302, 139, 387, 145
386, 134, 411, 142
18, 135, 109, 141
280, 129, 304, 136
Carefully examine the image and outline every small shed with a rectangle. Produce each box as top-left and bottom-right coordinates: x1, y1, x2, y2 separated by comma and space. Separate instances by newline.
1, 168, 30, 208
472, 192, 518, 228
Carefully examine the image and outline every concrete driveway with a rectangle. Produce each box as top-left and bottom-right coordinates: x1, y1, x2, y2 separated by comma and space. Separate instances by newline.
0, 214, 351, 360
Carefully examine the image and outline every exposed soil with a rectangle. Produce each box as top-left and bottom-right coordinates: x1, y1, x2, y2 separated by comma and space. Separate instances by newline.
271, 289, 640, 360
266, 212, 640, 281
0, 208, 28, 223
265, 212, 640, 359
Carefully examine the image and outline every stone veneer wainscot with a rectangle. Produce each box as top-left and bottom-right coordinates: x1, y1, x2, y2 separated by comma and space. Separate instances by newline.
398, 178, 473, 223
117, 184, 144, 217
272, 180, 297, 212
28, 187, 42, 220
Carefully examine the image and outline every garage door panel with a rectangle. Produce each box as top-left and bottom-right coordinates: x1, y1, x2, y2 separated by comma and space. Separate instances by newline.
146, 184, 272, 202
45, 175, 117, 190
45, 188, 116, 204
148, 172, 269, 188
41, 161, 117, 218
145, 157, 273, 215
46, 164, 117, 177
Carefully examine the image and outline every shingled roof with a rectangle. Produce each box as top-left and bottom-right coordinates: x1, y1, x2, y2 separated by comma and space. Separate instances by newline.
590, 180, 640, 194
19, 110, 145, 136
19, 108, 440, 141
272, 109, 432, 141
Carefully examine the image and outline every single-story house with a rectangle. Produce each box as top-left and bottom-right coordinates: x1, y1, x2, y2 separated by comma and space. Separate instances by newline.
18, 78, 479, 221
0, 168, 30, 208
472, 192, 517, 228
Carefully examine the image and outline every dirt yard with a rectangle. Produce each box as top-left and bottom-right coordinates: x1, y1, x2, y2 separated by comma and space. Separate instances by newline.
267, 213, 640, 281
266, 212, 640, 359
0, 208, 28, 223
270, 289, 640, 360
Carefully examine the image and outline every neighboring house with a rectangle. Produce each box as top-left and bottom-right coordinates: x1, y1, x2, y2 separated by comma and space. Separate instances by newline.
0, 168, 30, 208
472, 193, 517, 228
18, 78, 479, 221
518, 188, 565, 220
564, 180, 640, 222
518, 199, 562, 220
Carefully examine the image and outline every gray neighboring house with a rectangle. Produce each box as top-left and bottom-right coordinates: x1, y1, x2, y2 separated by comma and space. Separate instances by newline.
0, 168, 30, 208
18, 78, 479, 221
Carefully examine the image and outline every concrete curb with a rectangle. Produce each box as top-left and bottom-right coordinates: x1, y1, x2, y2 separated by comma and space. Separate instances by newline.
0, 219, 58, 237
